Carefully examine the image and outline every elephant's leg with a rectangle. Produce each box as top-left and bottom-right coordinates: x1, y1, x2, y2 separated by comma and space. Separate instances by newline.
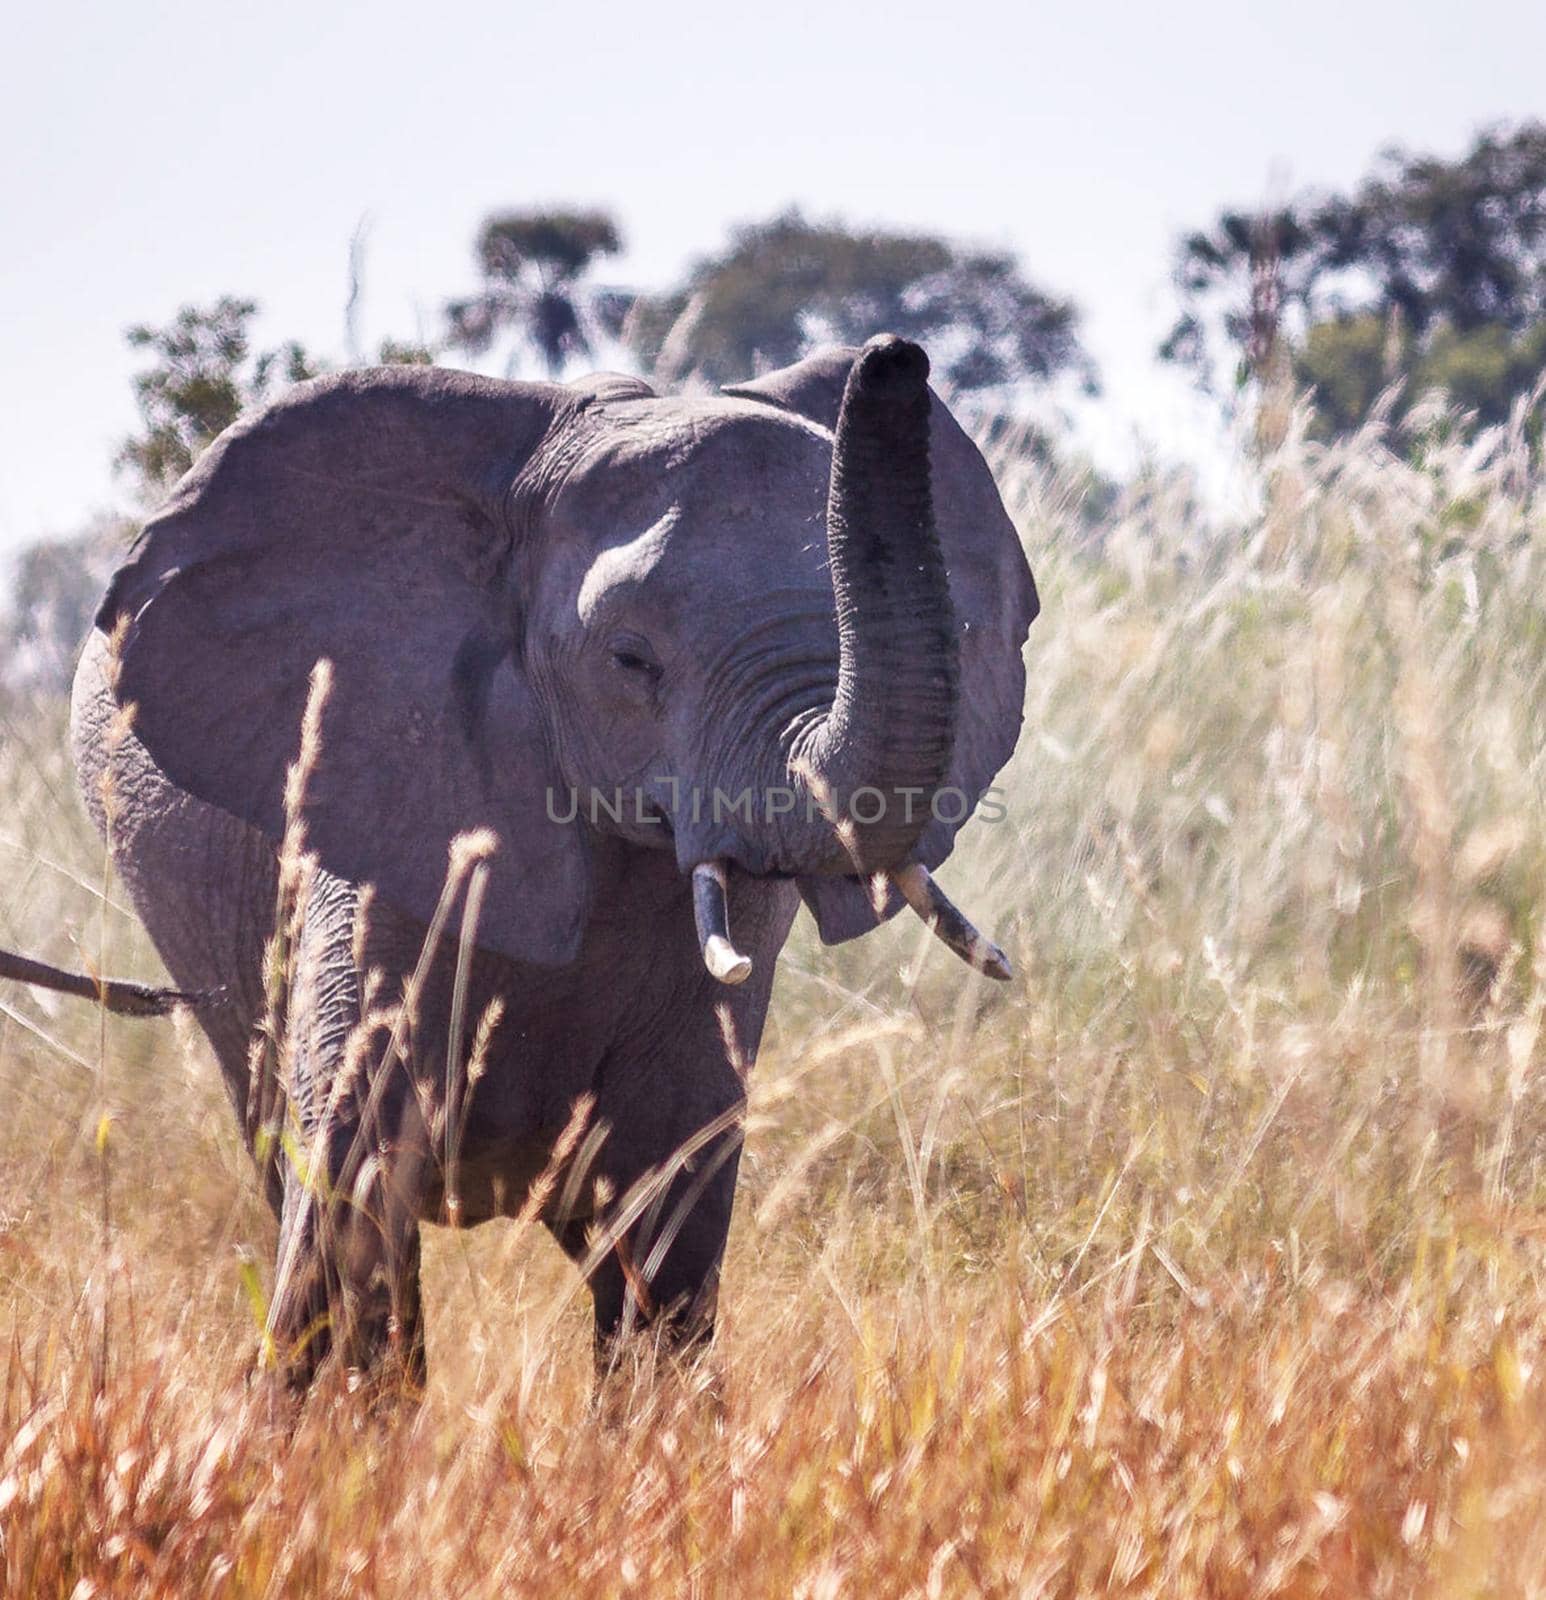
267, 1154, 339, 1387
269, 1122, 428, 1394
265, 869, 432, 1395
545, 1118, 743, 1366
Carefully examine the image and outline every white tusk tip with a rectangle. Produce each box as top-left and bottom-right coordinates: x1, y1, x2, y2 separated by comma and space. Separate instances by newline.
703, 935, 752, 986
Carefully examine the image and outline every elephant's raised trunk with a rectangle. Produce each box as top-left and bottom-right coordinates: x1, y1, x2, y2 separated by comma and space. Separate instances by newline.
786, 334, 960, 872
690, 338, 1011, 991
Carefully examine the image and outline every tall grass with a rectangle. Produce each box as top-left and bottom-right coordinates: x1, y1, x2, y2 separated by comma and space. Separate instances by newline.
2, 393, 1545, 1595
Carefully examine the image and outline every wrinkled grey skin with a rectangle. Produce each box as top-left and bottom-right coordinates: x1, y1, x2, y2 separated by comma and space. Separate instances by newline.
71, 337, 1038, 1387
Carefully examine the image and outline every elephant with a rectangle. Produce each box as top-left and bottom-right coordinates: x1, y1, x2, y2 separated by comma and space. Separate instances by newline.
4, 334, 1038, 1390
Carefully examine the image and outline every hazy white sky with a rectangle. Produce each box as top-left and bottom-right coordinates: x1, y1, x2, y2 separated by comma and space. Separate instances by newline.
3, 0, 1543, 552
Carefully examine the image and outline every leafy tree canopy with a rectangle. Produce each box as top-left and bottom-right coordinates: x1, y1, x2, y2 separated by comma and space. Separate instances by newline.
626, 210, 1097, 396
476, 211, 621, 285
446, 208, 628, 378
117, 298, 321, 496
1163, 122, 1546, 434
117, 298, 433, 499
1298, 313, 1546, 435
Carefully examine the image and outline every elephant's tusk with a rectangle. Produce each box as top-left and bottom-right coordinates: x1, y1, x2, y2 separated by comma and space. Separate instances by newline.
892, 864, 1013, 982
691, 861, 753, 986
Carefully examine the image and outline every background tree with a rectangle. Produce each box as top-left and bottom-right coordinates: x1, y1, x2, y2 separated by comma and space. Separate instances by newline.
117, 297, 322, 498
445, 209, 629, 378
376, 338, 435, 367
1296, 313, 1546, 436
1157, 208, 1322, 393
1163, 122, 1546, 435
118, 298, 435, 500
626, 210, 1098, 396
0, 516, 128, 695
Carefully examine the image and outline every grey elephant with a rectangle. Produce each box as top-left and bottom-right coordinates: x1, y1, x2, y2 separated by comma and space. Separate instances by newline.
7, 335, 1037, 1388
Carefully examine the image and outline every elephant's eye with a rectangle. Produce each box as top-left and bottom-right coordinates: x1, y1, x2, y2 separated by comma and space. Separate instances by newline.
610, 643, 662, 681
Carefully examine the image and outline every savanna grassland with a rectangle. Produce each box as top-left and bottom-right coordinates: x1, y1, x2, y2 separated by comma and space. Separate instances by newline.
2, 394, 1546, 1597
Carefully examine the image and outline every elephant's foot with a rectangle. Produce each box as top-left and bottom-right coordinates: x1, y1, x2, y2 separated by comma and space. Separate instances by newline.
269, 1172, 428, 1400
545, 1170, 733, 1408
264, 1262, 427, 1405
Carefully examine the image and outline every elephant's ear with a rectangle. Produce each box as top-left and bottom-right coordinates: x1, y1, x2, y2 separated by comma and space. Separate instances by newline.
726, 347, 1039, 944
97, 366, 591, 966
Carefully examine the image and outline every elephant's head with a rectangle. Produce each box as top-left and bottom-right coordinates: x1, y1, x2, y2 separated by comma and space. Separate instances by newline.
98, 336, 1037, 983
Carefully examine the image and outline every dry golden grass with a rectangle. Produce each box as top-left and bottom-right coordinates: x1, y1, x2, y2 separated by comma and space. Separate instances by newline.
2, 391, 1545, 1595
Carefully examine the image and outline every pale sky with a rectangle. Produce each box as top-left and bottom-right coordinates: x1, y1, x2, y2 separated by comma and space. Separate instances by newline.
3, 0, 1544, 553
